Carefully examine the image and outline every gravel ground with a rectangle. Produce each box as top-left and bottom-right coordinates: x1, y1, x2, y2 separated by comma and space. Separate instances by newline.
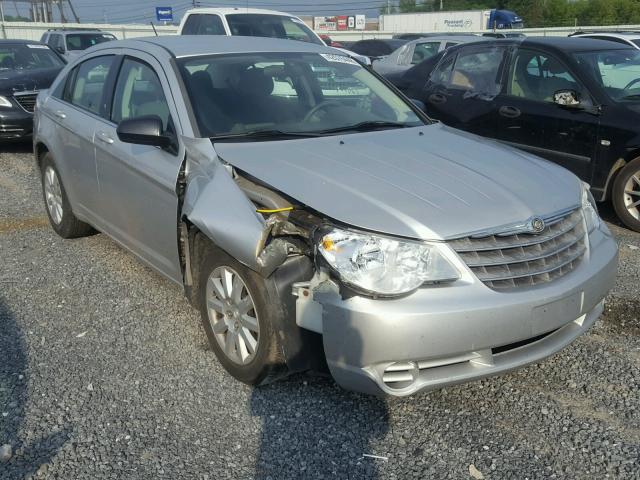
1, 143, 639, 480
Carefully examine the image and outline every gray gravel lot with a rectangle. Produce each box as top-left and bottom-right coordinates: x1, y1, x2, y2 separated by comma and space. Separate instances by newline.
1, 143, 639, 479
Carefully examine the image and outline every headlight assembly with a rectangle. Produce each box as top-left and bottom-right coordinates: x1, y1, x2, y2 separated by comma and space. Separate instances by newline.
317, 227, 460, 296
581, 182, 600, 233
0, 96, 13, 108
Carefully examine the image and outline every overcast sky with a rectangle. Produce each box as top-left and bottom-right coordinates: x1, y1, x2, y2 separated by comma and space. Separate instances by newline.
7, 0, 387, 24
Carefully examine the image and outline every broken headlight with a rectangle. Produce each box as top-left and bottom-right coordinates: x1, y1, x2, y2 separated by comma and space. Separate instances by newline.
582, 182, 600, 233
317, 227, 460, 296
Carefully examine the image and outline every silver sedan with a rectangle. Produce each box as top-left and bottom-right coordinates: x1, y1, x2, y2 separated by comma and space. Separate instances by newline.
34, 36, 618, 396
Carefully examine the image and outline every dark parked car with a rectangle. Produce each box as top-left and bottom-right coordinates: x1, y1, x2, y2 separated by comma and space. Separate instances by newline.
348, 38, 408, 62
385, 37, 640, 231
0, 40, 65, 140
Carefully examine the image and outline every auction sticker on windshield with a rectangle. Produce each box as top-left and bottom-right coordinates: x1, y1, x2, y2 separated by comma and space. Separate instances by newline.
27, 44, 49, 49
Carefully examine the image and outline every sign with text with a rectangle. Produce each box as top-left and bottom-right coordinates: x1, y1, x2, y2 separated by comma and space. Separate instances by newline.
155, 7, 173, 22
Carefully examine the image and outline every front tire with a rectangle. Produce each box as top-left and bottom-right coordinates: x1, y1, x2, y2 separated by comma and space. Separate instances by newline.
612, 157, 640, 232
40, 153, 94, 238
198, 245, 286, 385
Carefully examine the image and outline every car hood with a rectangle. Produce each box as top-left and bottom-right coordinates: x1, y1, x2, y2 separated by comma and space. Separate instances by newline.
214, 123, 582, 240
0, 67, 62, 94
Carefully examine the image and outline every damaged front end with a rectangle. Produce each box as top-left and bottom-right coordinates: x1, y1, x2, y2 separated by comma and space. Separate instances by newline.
177, 137, 329, 374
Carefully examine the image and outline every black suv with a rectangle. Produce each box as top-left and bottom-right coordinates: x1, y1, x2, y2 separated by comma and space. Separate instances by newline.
387, 37, 640, 231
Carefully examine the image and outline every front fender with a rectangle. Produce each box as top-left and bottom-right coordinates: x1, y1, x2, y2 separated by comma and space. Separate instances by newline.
181, 136, 266, 271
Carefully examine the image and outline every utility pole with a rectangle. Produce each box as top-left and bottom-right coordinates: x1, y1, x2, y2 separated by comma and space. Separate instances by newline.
66, 0, 79, 22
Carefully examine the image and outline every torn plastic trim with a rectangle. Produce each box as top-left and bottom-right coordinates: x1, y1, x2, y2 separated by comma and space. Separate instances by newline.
292, 271, 340, 333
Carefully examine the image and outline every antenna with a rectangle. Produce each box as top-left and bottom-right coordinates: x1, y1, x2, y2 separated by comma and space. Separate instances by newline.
150, 21, 158, 36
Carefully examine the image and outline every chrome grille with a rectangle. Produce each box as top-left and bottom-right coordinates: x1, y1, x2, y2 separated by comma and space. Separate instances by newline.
449, 209, 587, 290
13, 92, 38, 113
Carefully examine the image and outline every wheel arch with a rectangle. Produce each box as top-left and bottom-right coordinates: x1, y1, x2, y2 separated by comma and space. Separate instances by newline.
602, 148, 640, 202
34, 141, 50, 172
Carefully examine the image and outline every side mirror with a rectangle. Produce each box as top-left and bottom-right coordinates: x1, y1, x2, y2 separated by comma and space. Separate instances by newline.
410, 98, 426, 111
56, 46, 65, 54
553, 89, 581, 108
116, 115, 172, 148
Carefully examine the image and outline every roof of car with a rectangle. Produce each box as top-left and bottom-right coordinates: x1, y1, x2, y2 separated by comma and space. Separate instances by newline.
408, 35, 483, 45
183, 7, 297, 17
109, 35, 335, 58
0, 39, 47, 45
571, 31, 640, 40
48, 29, 108, 35
462, 36, 634, 52
352, 38, 407, 46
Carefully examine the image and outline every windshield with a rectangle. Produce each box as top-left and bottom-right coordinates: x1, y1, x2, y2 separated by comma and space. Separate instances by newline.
0, 44, 64, 70
226, 14, 323, 45
179, 52, 423, 140
66, 33, 116, 51
575, 48, 640, 102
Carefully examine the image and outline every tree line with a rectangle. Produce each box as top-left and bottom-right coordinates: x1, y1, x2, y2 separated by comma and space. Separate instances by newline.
389, 0, 640, 28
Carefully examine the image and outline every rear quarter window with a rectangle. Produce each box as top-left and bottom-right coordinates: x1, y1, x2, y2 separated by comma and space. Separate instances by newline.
182, 14, 226, 35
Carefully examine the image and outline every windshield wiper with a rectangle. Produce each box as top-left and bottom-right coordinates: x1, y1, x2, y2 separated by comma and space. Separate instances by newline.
211, 129, 321, 142
620, 94, 640, 100
315, 120, 413, 135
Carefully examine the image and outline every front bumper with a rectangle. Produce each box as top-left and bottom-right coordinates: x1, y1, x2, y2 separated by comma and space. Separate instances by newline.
0, 109, 33, 139
312, 224, 618, 396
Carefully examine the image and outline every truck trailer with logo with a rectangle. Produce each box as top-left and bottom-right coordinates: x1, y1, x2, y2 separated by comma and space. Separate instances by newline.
380, 9, 523, 34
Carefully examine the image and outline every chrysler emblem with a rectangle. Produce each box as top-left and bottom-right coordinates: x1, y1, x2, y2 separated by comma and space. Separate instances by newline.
529, 217, 546, 233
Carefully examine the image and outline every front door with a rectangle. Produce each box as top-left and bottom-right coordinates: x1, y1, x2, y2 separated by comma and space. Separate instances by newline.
93, 54, 184, 282
422, 44, 509, 138
493, 47, 600, 180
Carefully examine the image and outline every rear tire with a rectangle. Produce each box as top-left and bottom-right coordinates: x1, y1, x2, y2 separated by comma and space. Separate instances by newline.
612, 157, 640, 232
197, 244, 286, 386
40, 153, 94, 238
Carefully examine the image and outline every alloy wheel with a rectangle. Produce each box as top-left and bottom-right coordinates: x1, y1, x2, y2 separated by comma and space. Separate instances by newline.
44, 166, 63, 225
206, 266, 260, 365
624, 171, 640, 220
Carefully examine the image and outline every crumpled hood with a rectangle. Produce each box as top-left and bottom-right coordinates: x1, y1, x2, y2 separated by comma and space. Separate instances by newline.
214, 123, 582, 240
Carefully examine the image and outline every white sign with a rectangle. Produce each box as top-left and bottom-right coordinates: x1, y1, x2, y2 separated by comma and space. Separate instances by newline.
355, 15, 366, 30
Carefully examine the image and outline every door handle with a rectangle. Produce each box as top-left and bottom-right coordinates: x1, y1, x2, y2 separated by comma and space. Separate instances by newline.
96, 131, 114, 144
428, 93, 446, 105
499, 106, 521, 119
54, 110, 66, 119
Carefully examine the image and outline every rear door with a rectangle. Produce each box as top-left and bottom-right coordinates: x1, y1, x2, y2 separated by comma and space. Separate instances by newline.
41, 54, 116, 222
422, 44, 509, 138
93, 52, 185, 282
492, 47, 600, 179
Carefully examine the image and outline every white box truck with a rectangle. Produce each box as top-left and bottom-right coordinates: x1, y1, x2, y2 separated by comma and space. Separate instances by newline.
380, 9, 523, 34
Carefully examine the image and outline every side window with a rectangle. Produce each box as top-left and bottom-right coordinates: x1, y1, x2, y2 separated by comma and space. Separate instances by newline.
111, 58, 170, 131
449, 47, 506, 95
47, 34, 62, 51
428, 54, 455, 86
444, 42, 459, 49
508, 49, 582, 102
182, 15, 200, 34
183, 14, 225, 35
70, 56, 114, 115
412, 42, 440, 64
